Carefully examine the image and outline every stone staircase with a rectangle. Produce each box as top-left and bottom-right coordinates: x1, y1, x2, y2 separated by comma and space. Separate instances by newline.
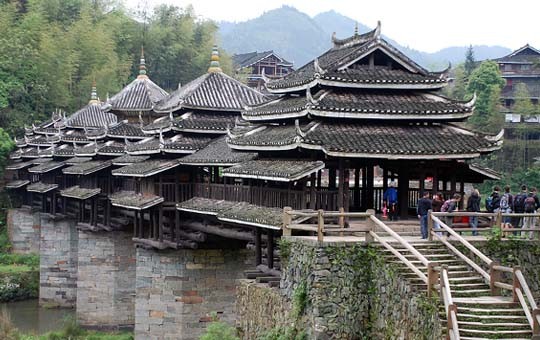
376, 240, 533, 339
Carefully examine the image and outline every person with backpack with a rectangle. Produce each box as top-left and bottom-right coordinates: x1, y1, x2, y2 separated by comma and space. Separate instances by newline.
383, 181, 398, 221
497, 185, 513, 236
432, 192, 444, 236
512, 185, 528, 233
417, 191, 433, 239
486, 186, 501, 213
466, 189, 481, 236
522, 189, 538, 238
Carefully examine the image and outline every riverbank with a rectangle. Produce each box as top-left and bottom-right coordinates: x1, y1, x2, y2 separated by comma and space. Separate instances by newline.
0, 253, 39, 302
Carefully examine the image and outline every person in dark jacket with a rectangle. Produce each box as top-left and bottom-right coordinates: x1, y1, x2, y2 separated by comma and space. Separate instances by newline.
417, 191, 432, 239
466, 189, 481, 236
488, 186, 501, 212
431, 192, 444, 236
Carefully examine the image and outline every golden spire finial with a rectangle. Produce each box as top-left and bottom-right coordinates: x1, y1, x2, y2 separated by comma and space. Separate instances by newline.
89, 79, 99, 104
207, 45, 222, 73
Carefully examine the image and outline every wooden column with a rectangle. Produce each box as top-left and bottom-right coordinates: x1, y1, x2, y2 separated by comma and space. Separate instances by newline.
138, 211, 143, 238
459, 178, 465, 210
432, 169, 438, 194
51, 192, 56, 215
450, 174, 457, 195
361, 167, 368, 211
366, 166, 374, 210
419, 171, 426, 194
354, 168, 361, 210
316, 170, 322, 189
398, 167, 410, 219
344, 169, 350, 213
309, 172, 316, 210
158, 204, 163, 242
267, 230, 274, 269
337, 160, 344, 210
329, 169, 336, 189
255, 228, 262, 266
382, 168, 388, 193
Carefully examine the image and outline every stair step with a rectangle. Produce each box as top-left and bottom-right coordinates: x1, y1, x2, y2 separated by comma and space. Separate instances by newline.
451, 283, 489, 289
459, 328, 532, 335
458, 320, 531, 328
458, 313, 528, 320
458, 307, 526, 314
448, 276, 484, 282
461, 337, 531, 340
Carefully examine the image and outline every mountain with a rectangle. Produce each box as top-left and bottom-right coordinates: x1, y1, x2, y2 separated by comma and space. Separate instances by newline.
218, 6, 511, 70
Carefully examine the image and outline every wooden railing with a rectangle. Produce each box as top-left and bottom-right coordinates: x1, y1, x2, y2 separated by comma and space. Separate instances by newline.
282, 207, 438, 296
440, 265, 460, 340
430, 211, 540, 337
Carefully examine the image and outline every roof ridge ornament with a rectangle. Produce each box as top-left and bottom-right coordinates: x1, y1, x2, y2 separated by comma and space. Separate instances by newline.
354, 22, 359, 36
139, 112, 144, 127
159, 128, 165, 148
306, 87, 318, 106
226, 125, 236, 139
208, 45, 223, 73
295, 119, 306, 138
138, 46, 148, 79
464, 92, 477, 108
169, 111, 174, 122
261, 68, 270, 83
89, 79, 99, 104
313, 58, 325, 76
374, 20, 381, 41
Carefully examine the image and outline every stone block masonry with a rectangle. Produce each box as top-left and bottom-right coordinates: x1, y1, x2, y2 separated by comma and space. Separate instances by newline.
7, 207, 40, 254
135, 247, 254, 340
77, 230, 136, 329
39, 214, 78, 307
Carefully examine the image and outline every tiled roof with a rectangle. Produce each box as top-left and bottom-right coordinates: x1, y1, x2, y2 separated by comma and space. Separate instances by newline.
9, 150, 22, 160
6, 160, 35, 170
228, 121, 503, 159
162, 134, 212, 154
112, 159, 180, 177
107, 121, 146, 139
173, 112, 237, 134
222, 159, 324, 182
178, 197, 281, 229
468, 164, 501, 181
66, 103, 117, 128
62, 161, 112, 176
64, 157, 92, 165
27, 182, 58, 193
233, 50, 292, 69
26, 135, 58, 146
37, 147, 54, 158
142, 116, 173, 134
494, 44, 540, 63
60, 186, 101, 200
179, 137, 257, 166
126, 138, 160, 155
21, 148, 39, 159
5, 180, 30, 189
104, 77, 168, 112
34, 127, 61, 135
155, 72, 267, 112
109, 191, 164, 210
111, 154, 150, 166
53, 144, 75, 158
97, 141, 125, 156
243, 90, 473, 121
28, 161, 64, 174
74, 143, 98, 157
61, 130, 89, 143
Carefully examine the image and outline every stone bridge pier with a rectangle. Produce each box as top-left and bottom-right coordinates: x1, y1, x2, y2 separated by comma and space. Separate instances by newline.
134, 247, 254, 340
76, 229, 136, 329
7, 207, 40, 254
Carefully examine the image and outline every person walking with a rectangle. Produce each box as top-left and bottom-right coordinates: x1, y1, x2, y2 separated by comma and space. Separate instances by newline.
432, 192, 444, 236
417, 191, 432, 239
442, 194, 461, 230
466, 189, 481, 236
383, 181, 398, 221
522, 189, 538, 238
513, 185, 528, 234
499, 185, 514, 236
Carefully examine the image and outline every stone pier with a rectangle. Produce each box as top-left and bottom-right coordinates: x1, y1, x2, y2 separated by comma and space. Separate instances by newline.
135, 247, 254, 340
77, 230, 136, 329
39, 214, 78, 307
7, 207, 40, 254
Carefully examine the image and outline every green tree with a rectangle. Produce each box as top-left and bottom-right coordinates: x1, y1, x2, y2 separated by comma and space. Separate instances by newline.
446, 64, 467, 100
464, 45, 476, 76
467, 61, 505, 132
0, 128, 14, 178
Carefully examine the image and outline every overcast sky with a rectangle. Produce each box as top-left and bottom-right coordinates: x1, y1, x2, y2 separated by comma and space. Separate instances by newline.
126, 0, 539, 53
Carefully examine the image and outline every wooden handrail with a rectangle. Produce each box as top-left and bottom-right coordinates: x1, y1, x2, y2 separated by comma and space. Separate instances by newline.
440, 266, 460, 340
430, 215, 493, 266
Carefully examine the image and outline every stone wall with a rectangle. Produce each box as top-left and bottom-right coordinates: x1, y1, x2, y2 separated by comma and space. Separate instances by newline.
77, 230, 136, 329
39, 214, 78, 307
236, 280, 292, 339
135, 247, 254, 340
7, 207, 40, 254
237, 238, 441, 339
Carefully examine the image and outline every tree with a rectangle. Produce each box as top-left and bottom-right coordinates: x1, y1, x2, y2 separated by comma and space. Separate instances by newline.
466, 61, 505, 132
464, 45, 476, 77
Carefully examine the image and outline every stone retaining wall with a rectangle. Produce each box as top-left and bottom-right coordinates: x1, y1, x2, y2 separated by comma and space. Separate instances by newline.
77, 230, 136, 329
39, 214, 78, 307
135, 247, 254, 340
7, 207, 40, 254
238, 238, 441, 339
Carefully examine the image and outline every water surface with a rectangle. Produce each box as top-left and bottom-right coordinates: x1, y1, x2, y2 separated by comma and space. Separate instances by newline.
0, 299, 75, 334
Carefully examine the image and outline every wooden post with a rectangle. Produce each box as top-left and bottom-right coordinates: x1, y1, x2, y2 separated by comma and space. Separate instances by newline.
158, 204, 163, 242
427, 262, 437, 297
339, 207, 345, 236
366, 166, 374, 210
490, 261, 501, 296
175, 209, 180, 244
329, 168, 336, 189
447, 304, 457, 339
267, 230, 274, 269
428, 210, 434, 241
344, 169, 350, 215
365, 209, 375, 243
133, 211, 138, 238
255, 228, 262, 265
106, 200, 111, 228
361, 167, 368, 211
533, 308, 540, 337
337, 160, 344, 210
51, 192, 56, 215
354, 168, 361, 210
512, 266, 520, 303
432, 169, 438, 194
309, 173, 316, 210
398, 167, 410, 219
317, 209, 324, 242
138, 211, 143, 238
282, 207, 292, 236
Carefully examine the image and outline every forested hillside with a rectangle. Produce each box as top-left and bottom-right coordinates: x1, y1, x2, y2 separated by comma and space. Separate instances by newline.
0, 0, 230, 136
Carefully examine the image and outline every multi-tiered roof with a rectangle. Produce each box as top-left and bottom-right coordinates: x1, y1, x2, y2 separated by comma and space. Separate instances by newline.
226, 22, 502, 161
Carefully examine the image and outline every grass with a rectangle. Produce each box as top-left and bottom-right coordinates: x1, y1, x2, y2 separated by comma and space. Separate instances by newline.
0, 265, 33, 274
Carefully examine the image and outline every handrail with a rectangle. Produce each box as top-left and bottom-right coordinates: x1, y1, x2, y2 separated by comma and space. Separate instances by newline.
513, 267, 540, 335
430, 213, 493, 266
440, 265, 460, 340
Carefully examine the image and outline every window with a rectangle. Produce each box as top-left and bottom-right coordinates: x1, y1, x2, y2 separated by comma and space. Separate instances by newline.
521, 64, 531, 71
504, 64, 512, 71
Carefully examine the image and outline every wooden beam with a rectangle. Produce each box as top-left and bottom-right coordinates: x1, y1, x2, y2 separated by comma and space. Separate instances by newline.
366, 166, 374, 210
309, 172, 316, 210
182, 220, 253, 241
398, 167, 410, 219
267, 230, 274, 270
158, 204, 163, 242
337, 160, 344, 209
255, 228, 262, 266
354, 168, 361, 210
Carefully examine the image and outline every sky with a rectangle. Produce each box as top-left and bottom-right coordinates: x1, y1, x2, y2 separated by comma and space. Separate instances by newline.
126, 0, 539, 53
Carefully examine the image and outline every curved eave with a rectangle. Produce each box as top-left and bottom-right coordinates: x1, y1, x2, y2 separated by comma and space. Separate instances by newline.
242, 109, 308, 122
126, 148, 161, 156
161, 148, 197, 154
222, 164, 325, 183
227, 142, 299, 152
172, 127, 227, 134
142, 126, 172, 135
178, 162, 237, 167
106, 134, 147, 140
217, 217, 281, 231
110, 197, 164, 211
310, 109, 473, 121
266, 77, 446, 94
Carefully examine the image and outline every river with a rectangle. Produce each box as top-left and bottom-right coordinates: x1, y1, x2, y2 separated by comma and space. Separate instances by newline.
0, 299, 75, 334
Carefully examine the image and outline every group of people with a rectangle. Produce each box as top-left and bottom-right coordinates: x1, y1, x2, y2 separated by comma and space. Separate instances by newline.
416, 185, 540, 239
